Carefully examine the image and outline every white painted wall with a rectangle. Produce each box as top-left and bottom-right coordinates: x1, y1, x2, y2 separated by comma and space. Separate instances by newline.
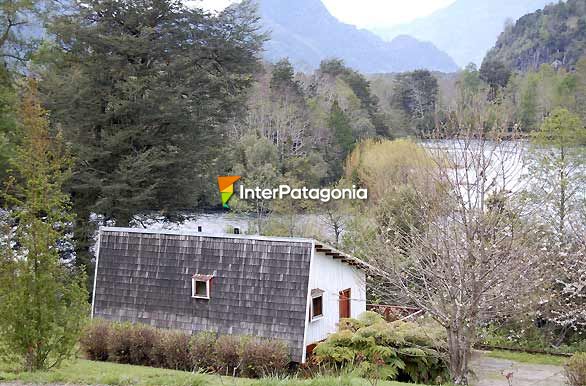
303, 250, 366, 349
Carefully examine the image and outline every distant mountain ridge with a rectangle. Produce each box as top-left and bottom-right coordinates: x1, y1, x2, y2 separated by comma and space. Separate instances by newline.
257, 0, 459, 73
485, 0, 586, 72
372, 0, 556, 67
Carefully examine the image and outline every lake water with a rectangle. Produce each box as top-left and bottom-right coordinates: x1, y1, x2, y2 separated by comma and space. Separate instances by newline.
124, 139, 584, 239
139, 211, 337, 240
144, 211, 253, 234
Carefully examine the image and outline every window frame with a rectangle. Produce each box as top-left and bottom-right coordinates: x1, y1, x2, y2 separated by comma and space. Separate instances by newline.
191, 274, 213, 300
310, 288, 325, 322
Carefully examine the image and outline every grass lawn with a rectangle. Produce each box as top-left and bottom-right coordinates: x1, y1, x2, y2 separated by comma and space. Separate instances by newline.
486, 350, 569, 366
0, 359, 424, 386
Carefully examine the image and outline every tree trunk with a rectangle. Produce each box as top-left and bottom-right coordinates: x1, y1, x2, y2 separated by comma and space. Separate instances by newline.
447, 326, 471, 385
558, 145, 566, 240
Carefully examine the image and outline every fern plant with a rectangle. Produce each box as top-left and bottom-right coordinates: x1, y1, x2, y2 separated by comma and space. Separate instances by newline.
312, 311, 449, 384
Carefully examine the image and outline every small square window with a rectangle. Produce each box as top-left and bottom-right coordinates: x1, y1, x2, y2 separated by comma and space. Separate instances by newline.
312, 296, 323, 319
311, 288, 324, 321
192, 274, 213, 299
194, 280, 207, 296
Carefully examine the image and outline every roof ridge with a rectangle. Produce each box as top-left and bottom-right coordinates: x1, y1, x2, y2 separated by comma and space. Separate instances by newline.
99, 226, 316, 244
98, 227, 388, 276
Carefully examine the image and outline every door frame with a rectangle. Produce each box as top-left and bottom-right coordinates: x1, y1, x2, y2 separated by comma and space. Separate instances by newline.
339, 288, 351, 320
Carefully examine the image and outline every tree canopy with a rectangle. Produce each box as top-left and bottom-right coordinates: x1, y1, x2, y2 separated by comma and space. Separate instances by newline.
39, 0, 265, 267
484, 0, 586, 72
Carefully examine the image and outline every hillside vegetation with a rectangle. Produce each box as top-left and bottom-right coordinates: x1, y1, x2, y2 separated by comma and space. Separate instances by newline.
374, 0, 552, 67
485, 0, 586, 72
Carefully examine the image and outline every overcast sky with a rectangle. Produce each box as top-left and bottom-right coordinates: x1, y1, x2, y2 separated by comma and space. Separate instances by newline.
192, 0, 456, 28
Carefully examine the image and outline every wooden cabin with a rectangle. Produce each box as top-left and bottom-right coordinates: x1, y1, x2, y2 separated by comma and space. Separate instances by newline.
92, 227, 374, 362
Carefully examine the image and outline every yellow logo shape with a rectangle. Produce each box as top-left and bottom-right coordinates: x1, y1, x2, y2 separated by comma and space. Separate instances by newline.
217, 176, 241, 208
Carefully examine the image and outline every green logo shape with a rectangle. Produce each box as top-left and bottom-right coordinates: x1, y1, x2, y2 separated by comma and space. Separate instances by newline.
217, 176, 241, 208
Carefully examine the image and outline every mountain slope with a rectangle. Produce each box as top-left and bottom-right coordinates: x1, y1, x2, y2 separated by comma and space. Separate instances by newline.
372, 0, 555, 67
484, 0, 586, 72
257, 0, 459, 73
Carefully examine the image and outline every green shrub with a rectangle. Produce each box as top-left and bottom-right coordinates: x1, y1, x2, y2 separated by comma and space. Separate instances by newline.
189, 331, 217, 372
79, 321, 291, 379
80, 319, 111, 361
313, 312, 449, 385
154, 330, 192, 371
107, 323, 135, 364
214, 335, 243, 376
106, 322, 158, 366
562, 340, 586, 354
241, 338, 290, 378
565, 352, 586, 386
478, 321, 551, 351
338, 311, 383, 332
478, 319, 586, 354
129, 324, 159, 366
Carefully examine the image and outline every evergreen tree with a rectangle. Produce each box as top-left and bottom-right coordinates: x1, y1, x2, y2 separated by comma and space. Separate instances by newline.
392, 70, 438, 134
518, 73, 539, 130
270, 58, 301, 95
318, 58, 347, 77
41, 0, 264, 271
0, 66, 17, 192
329, 100, 353, 156
318, 59, 387, 136
326, 100, 353, 180
455, 63, 488, 116
573, 57, 586, 122
479, 58, 511, 100
0, 81, 88, 371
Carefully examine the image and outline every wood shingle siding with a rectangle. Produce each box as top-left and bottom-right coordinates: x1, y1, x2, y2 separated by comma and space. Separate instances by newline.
93, 229, 313, 362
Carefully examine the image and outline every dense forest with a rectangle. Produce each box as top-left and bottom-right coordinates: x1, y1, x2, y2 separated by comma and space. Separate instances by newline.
485, 0, 586, 72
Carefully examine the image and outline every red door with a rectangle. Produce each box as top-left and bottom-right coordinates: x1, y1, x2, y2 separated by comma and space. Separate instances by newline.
339, 289, 351, 320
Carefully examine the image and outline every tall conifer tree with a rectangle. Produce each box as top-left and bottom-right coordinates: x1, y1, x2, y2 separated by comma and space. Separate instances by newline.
41, 0, 264, 271
0, 81, 88, 371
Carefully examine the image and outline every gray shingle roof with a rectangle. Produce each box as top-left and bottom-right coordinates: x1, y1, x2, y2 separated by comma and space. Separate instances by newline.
93, 227, 313, 362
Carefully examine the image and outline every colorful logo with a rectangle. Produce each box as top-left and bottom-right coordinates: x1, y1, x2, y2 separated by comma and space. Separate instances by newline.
217, 176, 241, 208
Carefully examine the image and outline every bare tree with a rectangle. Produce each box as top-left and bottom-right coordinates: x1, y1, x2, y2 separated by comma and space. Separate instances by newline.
320, 206, 346, 246
229, 69, 310, 161
362, 101, 546, 384
548, 205, 586, 336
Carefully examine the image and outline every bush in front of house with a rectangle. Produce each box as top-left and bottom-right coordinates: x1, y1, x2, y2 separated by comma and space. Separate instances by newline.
107, 322, 155, 365
214, 335, 244, 375
80, 319, 111, 361
105, 322, 133, 364
129, 324, 159, 366
154, 329, 192, 371
190, 331, 217, 371
79, 320, 290, 378
312, 311, 449, 385
241, 337, 291, 378
565, 352, 586, 386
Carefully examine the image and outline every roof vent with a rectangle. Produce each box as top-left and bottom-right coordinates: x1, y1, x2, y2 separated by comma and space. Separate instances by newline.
233, 227, 240, 235
197, 226, 202, 232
